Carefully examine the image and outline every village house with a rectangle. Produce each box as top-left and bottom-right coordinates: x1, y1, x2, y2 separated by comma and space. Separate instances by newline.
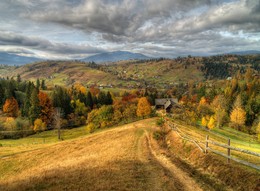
155, 98, 180, 112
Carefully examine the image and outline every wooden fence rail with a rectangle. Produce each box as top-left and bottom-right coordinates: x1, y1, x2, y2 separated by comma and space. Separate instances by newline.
164, 117, 260, 171
205, 135, 260, 171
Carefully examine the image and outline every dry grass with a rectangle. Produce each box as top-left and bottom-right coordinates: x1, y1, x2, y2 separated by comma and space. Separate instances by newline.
164, 130, 260, 191
0, 119, 185, 191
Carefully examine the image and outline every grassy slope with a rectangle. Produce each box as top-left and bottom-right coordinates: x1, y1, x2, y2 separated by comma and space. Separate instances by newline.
0, 119, 187, 191
169, 119, 260, 165
0, 118, 259, 190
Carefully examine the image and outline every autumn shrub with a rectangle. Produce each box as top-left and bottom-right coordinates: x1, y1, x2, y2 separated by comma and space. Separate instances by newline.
4, 117, 16, 130
86, 122, 96, 133
33, 118, 46, 133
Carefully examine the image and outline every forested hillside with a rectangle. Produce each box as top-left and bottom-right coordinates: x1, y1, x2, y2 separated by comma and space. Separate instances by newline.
0, 54, 259, 89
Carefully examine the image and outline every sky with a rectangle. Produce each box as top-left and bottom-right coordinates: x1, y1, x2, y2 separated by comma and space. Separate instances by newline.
0, 0, 260, 59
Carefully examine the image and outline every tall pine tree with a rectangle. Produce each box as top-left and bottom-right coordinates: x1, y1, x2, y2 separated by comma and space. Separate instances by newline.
29, 88, 41, 124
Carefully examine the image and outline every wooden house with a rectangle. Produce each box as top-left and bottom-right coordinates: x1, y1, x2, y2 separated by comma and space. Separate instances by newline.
155, 98, 179, 112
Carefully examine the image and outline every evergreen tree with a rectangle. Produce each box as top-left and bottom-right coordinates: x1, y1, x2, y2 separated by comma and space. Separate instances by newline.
98, 91, 107, 105
0, 84, 4, 108
41, 79, 47, 90
86, 91, 93, 109
106, 91, 113, 105
36, 78, 40, 90
17, 74, 21, 83
29, 89, 41, 124
52, 86, 73, 116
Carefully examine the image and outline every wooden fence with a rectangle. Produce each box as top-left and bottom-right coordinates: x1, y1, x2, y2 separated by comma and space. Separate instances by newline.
205, 135, 260, 171
166, 120, 260, 171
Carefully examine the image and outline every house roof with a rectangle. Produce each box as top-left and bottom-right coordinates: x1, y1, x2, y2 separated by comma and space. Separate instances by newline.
155, 98, 178, 106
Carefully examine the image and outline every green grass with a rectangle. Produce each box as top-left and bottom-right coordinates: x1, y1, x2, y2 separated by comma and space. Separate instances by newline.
0, 126, 87, 146
212, 127, 260, 151
0, 126, 88, 157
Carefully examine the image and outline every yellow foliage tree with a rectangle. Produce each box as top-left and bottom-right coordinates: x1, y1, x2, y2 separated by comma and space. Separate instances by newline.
208, 116, 215, 129
199, 97, 208, 105
33, 118, 46, 132
4, 117, 16, 130
201, 116, 208, 127
230, 108, 246, 128
136, 97, 151, 118
74, 83, 87, 94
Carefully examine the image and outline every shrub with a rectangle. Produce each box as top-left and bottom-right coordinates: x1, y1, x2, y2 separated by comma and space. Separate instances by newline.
15, 117, 30, 131
33, 119, 46, 133
156, 117, 165, 127
86, 122, 96, 133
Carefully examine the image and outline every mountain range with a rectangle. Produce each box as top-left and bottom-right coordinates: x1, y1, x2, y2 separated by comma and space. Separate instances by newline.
0, 52, 40, 65
1, 50, 260, 65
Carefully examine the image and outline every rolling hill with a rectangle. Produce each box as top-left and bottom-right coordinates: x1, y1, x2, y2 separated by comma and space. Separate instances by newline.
0, 54, 259, 89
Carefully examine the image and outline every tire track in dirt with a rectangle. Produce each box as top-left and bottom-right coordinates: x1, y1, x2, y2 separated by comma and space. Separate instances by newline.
144, 130, 203, 191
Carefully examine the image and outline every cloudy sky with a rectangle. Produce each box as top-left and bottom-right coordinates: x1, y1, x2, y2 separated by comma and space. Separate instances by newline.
0, 0, 259, 59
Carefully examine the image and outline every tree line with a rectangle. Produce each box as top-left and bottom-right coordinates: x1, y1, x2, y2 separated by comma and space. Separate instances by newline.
0, 77, 153, 139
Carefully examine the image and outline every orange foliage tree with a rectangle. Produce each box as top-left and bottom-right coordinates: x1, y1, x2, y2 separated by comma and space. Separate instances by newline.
3, 97, 19, 117
38, 91, 53, 127
136, 97, 151, 118
90, 85, 100, 96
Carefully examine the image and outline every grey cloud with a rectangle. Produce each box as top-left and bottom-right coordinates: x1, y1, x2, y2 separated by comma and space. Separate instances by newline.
0, 0, 259, 59
24, 0, 211, 36
0, 31, 105, 56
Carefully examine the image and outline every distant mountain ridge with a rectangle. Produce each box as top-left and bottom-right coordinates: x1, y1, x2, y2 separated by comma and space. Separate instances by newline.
227, 50, 260, 55
0, 52, 40, 65
82, 51, 150, 63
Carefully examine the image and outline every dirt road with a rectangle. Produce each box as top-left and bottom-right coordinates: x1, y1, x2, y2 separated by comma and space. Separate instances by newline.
0, 119, 203, 191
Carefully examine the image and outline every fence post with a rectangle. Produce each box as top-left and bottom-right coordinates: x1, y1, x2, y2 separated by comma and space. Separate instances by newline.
205, 135, 209, 153
227, 139, 231, 163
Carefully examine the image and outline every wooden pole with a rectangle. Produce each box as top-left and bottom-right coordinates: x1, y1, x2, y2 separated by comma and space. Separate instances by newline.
227, 138, 231, 163
205, 135, 209, 153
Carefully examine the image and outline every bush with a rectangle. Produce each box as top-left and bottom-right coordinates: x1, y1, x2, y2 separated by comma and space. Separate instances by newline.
33, 119, 46, 133
15, 117, 30, 131
156, 117, 165, 127
86, 122, 96, 133
153, 130, 167, 141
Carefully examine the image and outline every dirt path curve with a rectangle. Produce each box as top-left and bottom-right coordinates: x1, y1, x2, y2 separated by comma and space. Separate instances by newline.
144, 130, 203, 191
